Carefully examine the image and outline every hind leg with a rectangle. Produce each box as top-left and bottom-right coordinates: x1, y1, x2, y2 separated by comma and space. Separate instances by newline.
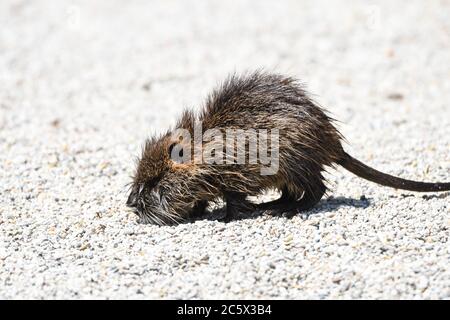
258, 186, 291, 210
259, 181, 326, 218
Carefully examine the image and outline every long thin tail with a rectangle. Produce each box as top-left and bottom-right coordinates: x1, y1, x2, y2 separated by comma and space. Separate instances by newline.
338, 152, 450, 192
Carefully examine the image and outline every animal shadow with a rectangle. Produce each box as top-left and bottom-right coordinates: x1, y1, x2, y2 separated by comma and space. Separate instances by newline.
195, 195, 371, 224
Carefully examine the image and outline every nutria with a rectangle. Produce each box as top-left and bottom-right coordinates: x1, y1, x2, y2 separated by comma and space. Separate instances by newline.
126, 72, 450, 225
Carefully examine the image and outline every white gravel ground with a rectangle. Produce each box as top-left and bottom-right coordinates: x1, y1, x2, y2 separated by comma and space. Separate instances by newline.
1, 0, 449, 299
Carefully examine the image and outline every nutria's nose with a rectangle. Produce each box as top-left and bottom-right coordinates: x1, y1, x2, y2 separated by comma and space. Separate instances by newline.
126, 193, 137, 208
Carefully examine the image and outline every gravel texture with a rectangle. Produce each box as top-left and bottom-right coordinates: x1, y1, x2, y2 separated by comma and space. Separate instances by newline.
1, 0, 449, 299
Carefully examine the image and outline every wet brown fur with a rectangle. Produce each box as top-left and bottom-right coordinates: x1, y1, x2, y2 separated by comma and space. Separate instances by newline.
127, 71, 450, 225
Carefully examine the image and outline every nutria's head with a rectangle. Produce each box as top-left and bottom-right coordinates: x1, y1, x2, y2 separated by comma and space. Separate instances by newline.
126, 132, 201, 225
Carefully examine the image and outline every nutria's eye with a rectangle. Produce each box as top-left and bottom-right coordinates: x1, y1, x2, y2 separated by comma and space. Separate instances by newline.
168, 142, 183, 159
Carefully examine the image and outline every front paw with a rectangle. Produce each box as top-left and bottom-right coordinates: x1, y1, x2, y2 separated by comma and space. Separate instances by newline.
190, 200, 208, 218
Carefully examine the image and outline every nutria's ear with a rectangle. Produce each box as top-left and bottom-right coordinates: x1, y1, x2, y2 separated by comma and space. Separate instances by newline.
168, 142, 182, 158
168, 141, 195, 171
168, 142, 184, 162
